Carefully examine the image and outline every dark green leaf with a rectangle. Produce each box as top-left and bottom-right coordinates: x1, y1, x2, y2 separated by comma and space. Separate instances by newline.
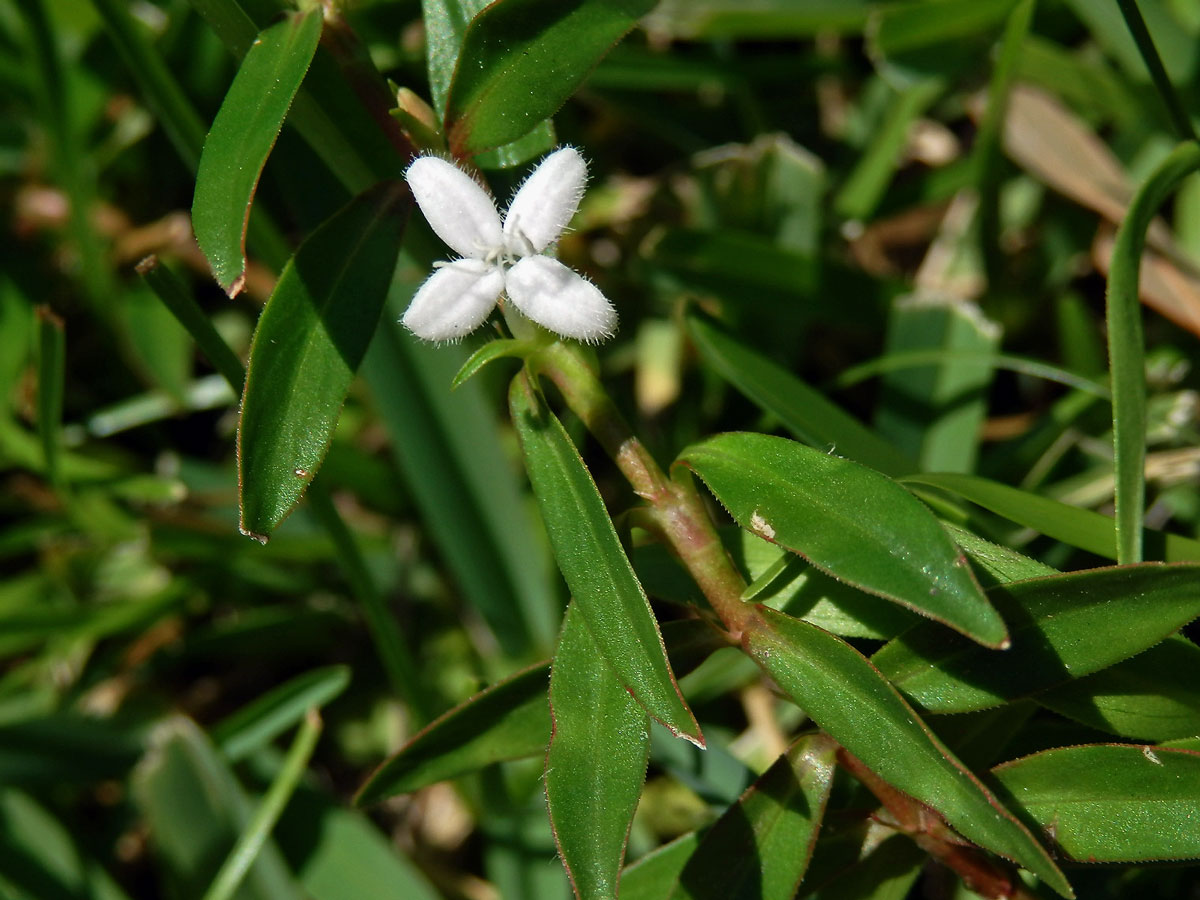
654, 229, 818, 299
356, 663, 550, 803
677, 432, 1005, 647
992, 744, 1200, 862
238, 181, 407, 540
444, 0, 655, 154
873, 564, 1200, 713
510, 371, 702, 744
686, 317, 908, 476
193, 10, 322, 296
671, 736, 837, 900
1038, 636, 1200, 741
421, 0, 557, 163
547, 603, 650, 900
743, 607, 1070, 896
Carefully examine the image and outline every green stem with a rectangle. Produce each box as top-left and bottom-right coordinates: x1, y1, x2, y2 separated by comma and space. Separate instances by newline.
201, 710, 322, 900
1106, 140, 1200, 564
1115, 0, 1197, 142
530, 342, 751, 635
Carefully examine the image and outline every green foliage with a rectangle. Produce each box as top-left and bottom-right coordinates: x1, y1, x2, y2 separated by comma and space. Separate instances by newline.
192, 9, 321, 295
7, 0, 1200, 897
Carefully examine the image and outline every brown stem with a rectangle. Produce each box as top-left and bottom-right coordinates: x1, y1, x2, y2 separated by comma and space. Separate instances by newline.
530, 342, 752, 635
838, 749, 1040, 900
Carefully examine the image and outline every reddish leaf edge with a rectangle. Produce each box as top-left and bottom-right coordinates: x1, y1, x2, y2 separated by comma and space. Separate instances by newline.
672, 443, 1008, 651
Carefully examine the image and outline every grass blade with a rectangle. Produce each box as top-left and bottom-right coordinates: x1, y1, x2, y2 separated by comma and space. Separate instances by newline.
1105, 141, 1200, 563
202, 711, 323, 900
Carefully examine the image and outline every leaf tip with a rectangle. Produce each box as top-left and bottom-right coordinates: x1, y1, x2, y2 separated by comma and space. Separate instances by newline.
225, 271, 246, 299
238, 524, 269, 545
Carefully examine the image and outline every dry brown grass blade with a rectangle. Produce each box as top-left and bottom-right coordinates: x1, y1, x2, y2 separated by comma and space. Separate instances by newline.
1094, 227, 1200, 338
1004, 85, 1132, 224
1003, 84, 1200, 339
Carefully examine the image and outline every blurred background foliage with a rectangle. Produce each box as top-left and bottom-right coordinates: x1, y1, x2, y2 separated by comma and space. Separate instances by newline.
2, 0, 1200, 897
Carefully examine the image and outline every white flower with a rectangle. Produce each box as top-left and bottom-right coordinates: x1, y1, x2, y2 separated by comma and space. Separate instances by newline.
401, 147, 618, 343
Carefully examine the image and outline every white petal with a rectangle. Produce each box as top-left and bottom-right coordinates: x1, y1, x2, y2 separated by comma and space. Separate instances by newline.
406, 156, 503, 259
505, 256, 616, 342
402, 259, 504, 341
502, 147, 587, 255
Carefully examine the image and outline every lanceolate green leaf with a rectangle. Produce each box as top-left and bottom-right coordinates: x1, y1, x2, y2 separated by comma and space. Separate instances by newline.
547, 604, 650, 900
356, 663, 550, 804
743, 607, 1071, 897
421, 0, 557, 164
677, 432, 1005, 647
904, 472, 1200, 562
444, 0, 656, 154
193, 10, 322, 296
510, 371, 702, 744
686, 316, 908, 477
670, 735, 837, 900
992, 744, 1200, 862
238, 182, 407, 540
873, 564, 1200, 713
1037, 636, 1200, 741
